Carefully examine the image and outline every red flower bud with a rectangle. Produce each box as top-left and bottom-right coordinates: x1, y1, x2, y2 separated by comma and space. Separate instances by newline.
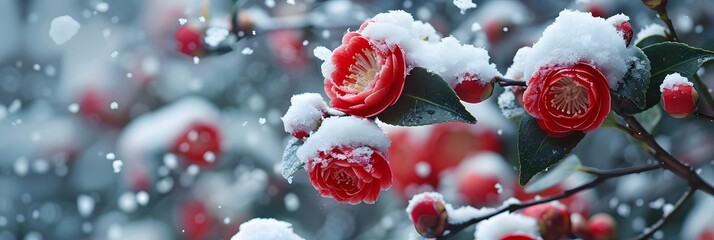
457, 172, 501, 207
614, 20, 634, 47
499, 234, 538, 240
176, 24, 204, 56
522, 202, 572, 240
641, 0, 668, 10
171, 122, 222, 167
661, 80, 699, 118
408, 194, 448, 238
588, 213, 616, 240
454, 74, 495, 103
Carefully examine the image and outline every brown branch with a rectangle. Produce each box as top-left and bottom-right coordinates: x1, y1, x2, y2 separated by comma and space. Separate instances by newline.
657, 9, 679, 41
630, 186, 694, 240
439, 163, 662, 239
694, 110, 714, 122
496, 77, 527, 87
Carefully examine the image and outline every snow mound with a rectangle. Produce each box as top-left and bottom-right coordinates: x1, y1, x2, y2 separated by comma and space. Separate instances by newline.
296, 116, 389, 164
660, 73, 693, 92
475, 212, 540, 240
231, 218, 304, 240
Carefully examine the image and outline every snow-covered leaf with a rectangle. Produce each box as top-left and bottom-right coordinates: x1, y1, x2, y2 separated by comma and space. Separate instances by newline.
517, 115, 585, 186
525, 155, 582, 193
281, 138, 305, 184
377, 67, 476, 126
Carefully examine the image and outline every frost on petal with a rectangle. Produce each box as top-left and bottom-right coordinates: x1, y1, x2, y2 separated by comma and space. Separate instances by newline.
475, 212, 540, 240
49, 15, 81, 45
523, 10, 631, 89
231, 218, 305, 240
281, 138, 304, 184
296, 116, 389, 164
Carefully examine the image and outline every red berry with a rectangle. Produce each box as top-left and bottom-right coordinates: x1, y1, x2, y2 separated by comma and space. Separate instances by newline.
180, 200, 215, 239
457, 173, 500, 207
522, 203, 572, 240
662, 83, 699, 118
409, 195, 448, 238
588, 213, 616, 240
699, 229, 714, 240
171, 122, 222, 167
454, 77, 495, 104
499, 234, 538, 240
175, 24, 204, 56
614, 21, 633, 47
292, 131, 309, 139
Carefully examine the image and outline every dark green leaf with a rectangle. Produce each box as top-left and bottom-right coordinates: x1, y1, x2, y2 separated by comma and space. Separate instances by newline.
377, 67, 477, 126
633, 42, 714, 114
525, 155, 582, 193
635, 35, 667, 48
635, 106, 661, 132
281, 138, 305, 184
518, 114, 585, 185
616, 47, 651, 109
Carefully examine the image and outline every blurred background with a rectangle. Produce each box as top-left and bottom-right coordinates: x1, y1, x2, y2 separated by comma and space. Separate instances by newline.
0, 0, 713, 239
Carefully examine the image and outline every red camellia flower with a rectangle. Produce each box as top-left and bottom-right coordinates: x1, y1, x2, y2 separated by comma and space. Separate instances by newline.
499, 234, 538, 240
661, 82, 699, 118
588, 213, 616, 240
307, 146, 392, 204
325, 32, 407, 117
523, 62, 611, 137
171, 122, 222, 167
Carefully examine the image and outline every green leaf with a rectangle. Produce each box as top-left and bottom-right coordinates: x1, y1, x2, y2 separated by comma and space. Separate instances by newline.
518, 115, 585, 186
635, 35, 667, 48
281, 138, 305, 184
635, 42, 714, 113
616, 47, 651, 109
600, 111, 618, 128
377, 67, 477, 126
525, 155, 582, 193
635, 106, 662, 132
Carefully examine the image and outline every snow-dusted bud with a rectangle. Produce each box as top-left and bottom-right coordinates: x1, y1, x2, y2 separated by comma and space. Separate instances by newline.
522, 202, 571, 240
175, 24, 205, 56
641, 0, 668, 10
406, 192, 448, 238
281, 93, 333, 139
454, 74, 495, 104
588, 213, 616, 240
611, 17, 633, 47
660, 73, 699, 118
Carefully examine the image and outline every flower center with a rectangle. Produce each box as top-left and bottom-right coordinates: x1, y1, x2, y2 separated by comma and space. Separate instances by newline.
346, 48, 380, 92
548, 76, 589, 116
333, 169, 358, 187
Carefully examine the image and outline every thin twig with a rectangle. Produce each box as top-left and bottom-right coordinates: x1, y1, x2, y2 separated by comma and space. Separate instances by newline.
630, 186, 694, 240
495, 76, 527, 87
657, 9, 679, 41
439, 163, 662, 239
694, 110, 714, 122
692, 74, 714, 113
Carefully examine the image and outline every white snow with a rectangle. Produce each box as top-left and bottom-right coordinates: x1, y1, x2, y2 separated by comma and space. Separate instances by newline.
453, 0, 477, 14
118, 192, 137, 212
241, 47, 254, 55
49, 15, 81, 45
471, 22, 482, 32
231, 218, 305, 240
660, 73, 693, 92
136, 191, 150, 206
296, 116, 389, 164
522, 10, 633, 89
504, 47, 531, 80
414, 162, 431, 178
314, 46, 335, 79
406, 192, 445, 215
95, 2, 109, 12
662, 203, 674, 216
205, 27, 229, 47
281, 93, 328, 136
110, 102, 118, 110
112, 160, 123, 173
474, 212, 540, 240
636, 23, 666, 43
406, 192, 497, 225
77, 194, 95, 217
284, 193, 300, 211
358, 11, 501, 87
8, 99, 21, 114
498, 87, 525, 119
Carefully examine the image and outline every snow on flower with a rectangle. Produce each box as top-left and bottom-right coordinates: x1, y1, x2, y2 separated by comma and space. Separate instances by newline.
522, 9, 634, 89
453, 0, 477, 14
281, 93, 342, 138
49, 15, 81, 45
296, 116, 389, 163
660, 72, 693, 92
474, 212, 540, 240
231, 218, 305, 240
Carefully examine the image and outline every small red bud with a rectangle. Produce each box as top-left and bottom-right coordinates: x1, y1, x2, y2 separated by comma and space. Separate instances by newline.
171, 122, 222, 167
522, 202, 571, 240
454, 75, 495, 103
641, 0, 668, 10
409, 195, 448, 238
588, 213, 616, 240
614, 21, 634, 47
176, 24, 204, 56
292, 131, 309, 139
457, 173, 500, 207
661, 83, 699, 118
499, 234, 538, 240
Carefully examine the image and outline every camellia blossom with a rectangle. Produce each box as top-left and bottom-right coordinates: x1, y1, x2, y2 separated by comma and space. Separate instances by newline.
660, 73, 699, 118
523, 62, 611, 136
325, 31, 407, 117
307, 146, 392, 204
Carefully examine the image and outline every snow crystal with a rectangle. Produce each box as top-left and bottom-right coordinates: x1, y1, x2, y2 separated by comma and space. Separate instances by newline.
112, 160, 123, 173
163, 153, 178, 169
358, 11, 500, 86
660, 73, 692, 92
49, 15, 81, 45
662, 203, 674, 216
118, 192, 137, 212
231, 218, 305, 240
635, 23, 666, 44
178, 18, 187, 25
453, 0, 477, 14
522, 10, 632, 89
13, 157, 29, 176
284, 193, 300, 211
241, 47, 254, 55
281, 93, 328, 135
205, 27, 229, 47
287, 0, 295, 5
110, 101, 118, 110
198, 16, 206, 23
475, 212, 540, 240
265, 0, 276, 8
505, 47, 531, 80
296, 116, 389, 163
106, 153, 115, 160
8, 99, 21, 114
193, 56, 200, 64
414, 162, 431, 178
471, 22, 482, 32
95, 2, 109, 12
258, 118, 266, 125
135, 191, 149, 206
77, 195, 95, 217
